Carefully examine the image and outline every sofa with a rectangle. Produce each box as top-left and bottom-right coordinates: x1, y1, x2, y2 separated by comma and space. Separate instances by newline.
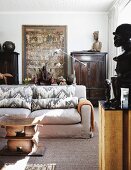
0, 84, 94, 138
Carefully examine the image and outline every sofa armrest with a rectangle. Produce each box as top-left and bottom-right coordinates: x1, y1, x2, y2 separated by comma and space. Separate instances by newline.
77, 98, 95, 132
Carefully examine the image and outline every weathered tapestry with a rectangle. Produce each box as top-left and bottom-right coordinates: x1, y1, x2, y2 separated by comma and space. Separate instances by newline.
22, 25, 67, 79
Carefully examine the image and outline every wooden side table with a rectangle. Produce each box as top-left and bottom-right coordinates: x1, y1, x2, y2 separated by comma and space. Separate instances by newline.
0, 116, 41, 156
99, 101, 131, 170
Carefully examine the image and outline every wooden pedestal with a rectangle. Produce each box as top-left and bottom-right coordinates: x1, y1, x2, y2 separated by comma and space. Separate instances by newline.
99, 101, 131, 170
0, 117, 43, 156
5, 125, 38, 154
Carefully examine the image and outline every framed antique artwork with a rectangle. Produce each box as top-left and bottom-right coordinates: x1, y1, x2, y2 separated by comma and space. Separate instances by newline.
22, 25, 67, 80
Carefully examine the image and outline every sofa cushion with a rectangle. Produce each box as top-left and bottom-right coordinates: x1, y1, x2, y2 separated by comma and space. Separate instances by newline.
34, 85, 76, 99
11, 86, 33, 99
31, 97, 78, 111
29, 108, 81, 125
0, 86, 33, 99
0, 86, 33, 109
0, 87, 11, 98
0, 108, 31, 118
0, 98, 31, 110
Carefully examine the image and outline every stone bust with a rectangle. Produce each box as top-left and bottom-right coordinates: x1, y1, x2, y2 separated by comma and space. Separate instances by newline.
91, 31, 102, 52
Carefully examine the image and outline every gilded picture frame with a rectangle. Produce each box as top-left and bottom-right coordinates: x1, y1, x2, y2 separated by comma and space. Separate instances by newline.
22, 25, 67, 80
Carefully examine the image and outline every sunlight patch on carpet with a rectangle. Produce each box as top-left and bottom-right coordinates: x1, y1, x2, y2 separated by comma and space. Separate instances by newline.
3, 163, 56, 170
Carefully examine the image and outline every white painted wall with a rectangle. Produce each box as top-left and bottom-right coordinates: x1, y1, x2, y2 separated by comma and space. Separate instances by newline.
0, 12, 108, 83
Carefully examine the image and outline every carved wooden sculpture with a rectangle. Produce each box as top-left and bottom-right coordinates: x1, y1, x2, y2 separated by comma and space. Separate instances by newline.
111, 24, 131, 108
37, 66, 52, 85
0, 73, 13, 84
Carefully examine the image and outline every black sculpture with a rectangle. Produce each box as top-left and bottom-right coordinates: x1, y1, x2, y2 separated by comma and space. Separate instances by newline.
104, 79, 111, 108
110, 23, 131, 108
66, 74, 75, 85
2, 41, 15, 52
37, 65, 52, 85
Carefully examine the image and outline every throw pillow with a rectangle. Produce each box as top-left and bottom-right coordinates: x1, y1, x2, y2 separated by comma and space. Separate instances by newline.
0, 86, 33, 109
0, 98, 31, 110
31, 97, 78, 111
0, 86, 33, 99
10, 86, 33, 101
34, 85, 76, 99
0, 86, 11, 98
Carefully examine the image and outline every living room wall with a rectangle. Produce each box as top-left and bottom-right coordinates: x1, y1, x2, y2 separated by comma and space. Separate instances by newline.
0, 12, 108, 83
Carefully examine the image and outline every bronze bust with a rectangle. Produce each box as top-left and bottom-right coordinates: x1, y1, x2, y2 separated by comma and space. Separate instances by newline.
110, 24, 131, 108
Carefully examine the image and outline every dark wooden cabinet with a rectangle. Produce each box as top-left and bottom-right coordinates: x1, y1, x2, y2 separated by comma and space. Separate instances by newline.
71, 51, 107, 106
0, 51, 19, 84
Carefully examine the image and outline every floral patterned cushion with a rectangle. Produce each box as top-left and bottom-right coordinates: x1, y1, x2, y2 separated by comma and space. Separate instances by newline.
32, 97, 78, 111
34, 85, 76, 99
0, 86, 33, 109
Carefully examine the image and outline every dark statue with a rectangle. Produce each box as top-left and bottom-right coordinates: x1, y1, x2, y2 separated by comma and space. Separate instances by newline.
107, 23, 131, 108
104, 79, 111, 107
2, 41, 15, 52
37, 66, 52, 85
66, 74, 75, 85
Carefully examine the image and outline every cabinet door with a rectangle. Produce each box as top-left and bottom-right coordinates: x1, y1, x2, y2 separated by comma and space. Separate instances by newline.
74, 55, 106, 87
9, 54, 19, 84
89, 58, 105, 88
74, 61, 87, 86
99, 103, 123, 170
72, 52, 107, 105
0, 52, 19, 84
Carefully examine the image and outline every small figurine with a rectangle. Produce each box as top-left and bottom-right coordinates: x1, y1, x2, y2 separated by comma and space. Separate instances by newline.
56, 76, 66, 85
0, 73, 13, 84
59, 78, 66, 85
104, 79, 111, 107
66, 74, 74, 85
89, 31, 102, 52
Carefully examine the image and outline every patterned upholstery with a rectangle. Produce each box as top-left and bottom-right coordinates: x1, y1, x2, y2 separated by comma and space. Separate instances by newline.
0, 85, 77, 110
31, 85, 77, 111
32, 97, 78, 111
0, 86, 33, 109
34, 85, 76, 99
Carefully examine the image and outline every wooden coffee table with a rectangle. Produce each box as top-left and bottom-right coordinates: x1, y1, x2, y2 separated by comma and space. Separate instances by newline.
0, 116, 43, 156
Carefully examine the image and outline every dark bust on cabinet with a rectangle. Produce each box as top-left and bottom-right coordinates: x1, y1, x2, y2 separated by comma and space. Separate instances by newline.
71, 51, 107, 106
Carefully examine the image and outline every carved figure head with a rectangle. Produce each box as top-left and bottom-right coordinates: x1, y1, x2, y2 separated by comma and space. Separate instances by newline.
113, 24, 131, 47
93, 31, 99, 41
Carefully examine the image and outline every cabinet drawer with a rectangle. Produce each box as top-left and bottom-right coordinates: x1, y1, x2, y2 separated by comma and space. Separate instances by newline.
90, 89, 105, 98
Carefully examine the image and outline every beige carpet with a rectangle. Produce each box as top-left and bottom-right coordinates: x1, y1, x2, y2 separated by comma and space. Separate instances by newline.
0, 126, 98, 170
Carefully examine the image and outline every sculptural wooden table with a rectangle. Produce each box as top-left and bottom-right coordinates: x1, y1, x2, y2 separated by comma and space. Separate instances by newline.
0, 116, 42, 156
